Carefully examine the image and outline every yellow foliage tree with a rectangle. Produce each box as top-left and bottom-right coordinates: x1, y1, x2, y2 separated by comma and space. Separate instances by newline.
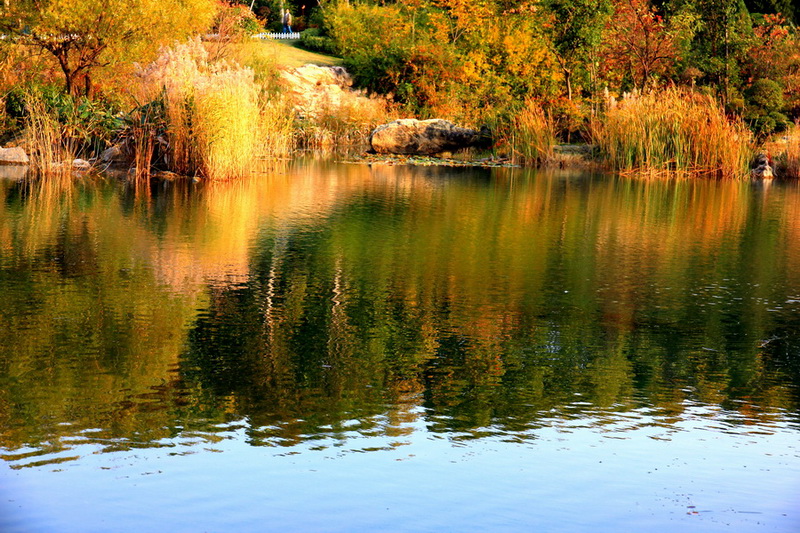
0, 0, 219, 95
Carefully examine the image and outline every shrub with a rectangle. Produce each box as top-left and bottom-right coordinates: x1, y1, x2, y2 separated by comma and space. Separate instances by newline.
21, 87, 121, 174
745, 78, 789, 135
299, 28, 337, 55
325, 1, 559, 128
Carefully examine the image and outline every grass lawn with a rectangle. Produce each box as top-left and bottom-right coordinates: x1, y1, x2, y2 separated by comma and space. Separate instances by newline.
251, 38, 342, 69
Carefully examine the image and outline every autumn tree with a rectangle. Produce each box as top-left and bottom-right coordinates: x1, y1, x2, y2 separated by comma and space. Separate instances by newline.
602, 0, 694, 90
0, 0, 218, 96
744, 13, 800, 117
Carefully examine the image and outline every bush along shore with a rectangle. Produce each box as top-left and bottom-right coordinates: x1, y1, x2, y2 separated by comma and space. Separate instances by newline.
1, 1, 799, 180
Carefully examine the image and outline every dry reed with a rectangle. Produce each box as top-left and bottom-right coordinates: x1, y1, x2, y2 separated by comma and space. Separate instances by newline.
509, 99, 556, 166
23, 92, 77, 176
593, 88, 753, 178
136, 38, 269, 180
784, 121, 800, 179
260, 96, 295, 156
294, 89, 391, 151
193, 67, 261, 179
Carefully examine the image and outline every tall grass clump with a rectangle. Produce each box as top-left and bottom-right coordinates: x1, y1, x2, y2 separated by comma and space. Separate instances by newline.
593, 88, 753, 178
193, 68, 261, 179
508, 99, 556, 166
260, 97, 295, 156
136, 38, 267, 179
784, 121, 800, 178
23, 92, 72, 175
295, 92, 390, 151
22, 88, 120, 176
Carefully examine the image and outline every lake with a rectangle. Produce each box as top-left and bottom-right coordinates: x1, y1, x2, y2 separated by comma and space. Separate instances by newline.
1, 160, 799, 532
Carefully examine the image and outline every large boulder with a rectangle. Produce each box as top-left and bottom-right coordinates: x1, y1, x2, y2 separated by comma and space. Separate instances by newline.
369, 119, 492, 155
751, 153, 774, 179
0, 146, 29, 165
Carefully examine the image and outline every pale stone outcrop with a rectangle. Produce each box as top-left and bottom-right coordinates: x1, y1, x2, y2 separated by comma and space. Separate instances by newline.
72, 159, 92, 171
280, 64, 366, 120
368, 119, 492, 156
0, 146, 29, 165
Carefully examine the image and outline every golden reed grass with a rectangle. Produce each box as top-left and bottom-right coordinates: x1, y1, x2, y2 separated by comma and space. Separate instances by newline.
785, 121, 800, 178
293, 86, 392, 151
509, 99, 556, 166
136, 38, 269, 180
593, 88, 753, 178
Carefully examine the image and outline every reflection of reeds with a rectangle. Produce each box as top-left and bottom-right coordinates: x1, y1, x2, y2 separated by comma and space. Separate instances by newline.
593, 88, 753, 178
509, 99, 556, 166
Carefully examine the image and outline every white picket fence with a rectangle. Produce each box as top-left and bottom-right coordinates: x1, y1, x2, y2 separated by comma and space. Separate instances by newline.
252, 32, 301, 40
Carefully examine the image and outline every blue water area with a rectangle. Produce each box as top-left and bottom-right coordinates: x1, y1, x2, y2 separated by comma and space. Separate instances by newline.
1, 161, 799, 531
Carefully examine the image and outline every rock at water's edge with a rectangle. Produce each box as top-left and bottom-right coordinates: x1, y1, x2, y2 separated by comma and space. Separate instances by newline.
0, 147, 29, 165
369, 119, 492, 156
73, 159, 92, 171
751, 153, 774, 179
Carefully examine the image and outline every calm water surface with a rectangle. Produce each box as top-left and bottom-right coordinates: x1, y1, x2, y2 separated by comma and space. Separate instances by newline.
1, 161, 799, 532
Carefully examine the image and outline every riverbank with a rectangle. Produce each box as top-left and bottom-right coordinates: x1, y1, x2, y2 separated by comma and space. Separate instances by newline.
1, 39, 798, 181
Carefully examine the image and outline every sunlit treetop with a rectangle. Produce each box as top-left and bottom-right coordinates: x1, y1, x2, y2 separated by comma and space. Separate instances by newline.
0, 0, 219, 95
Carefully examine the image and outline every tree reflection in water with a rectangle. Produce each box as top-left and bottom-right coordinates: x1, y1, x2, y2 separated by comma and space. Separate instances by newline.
1, 162, 799, 466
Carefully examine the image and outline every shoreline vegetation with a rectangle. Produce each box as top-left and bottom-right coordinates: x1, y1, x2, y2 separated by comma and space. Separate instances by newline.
1, 1, 799, 180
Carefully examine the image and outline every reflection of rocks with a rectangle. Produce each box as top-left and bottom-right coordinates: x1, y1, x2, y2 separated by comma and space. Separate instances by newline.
369, 119, 492, 156
0, 146, 29, 165
751, 153, 774, 179
0, 164, 27, 180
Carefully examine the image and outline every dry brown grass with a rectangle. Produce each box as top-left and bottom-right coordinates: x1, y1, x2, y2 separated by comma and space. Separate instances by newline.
295, 93, 391, 151
508, 99, 556, 166
784, 121, 800, 178
593, 88, 753, 178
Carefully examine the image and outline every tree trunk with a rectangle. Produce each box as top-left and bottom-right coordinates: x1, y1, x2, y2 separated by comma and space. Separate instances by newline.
565, 70, 573, 101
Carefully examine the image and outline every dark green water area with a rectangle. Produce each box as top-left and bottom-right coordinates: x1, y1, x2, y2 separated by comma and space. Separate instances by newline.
1, 160, 799, 531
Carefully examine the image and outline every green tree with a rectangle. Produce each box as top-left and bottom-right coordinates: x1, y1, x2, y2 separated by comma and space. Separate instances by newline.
0, 0, 218, 96
545, 0, 612, 100
678, 0, 752, 105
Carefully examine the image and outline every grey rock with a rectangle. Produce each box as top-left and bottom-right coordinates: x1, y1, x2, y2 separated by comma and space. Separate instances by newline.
751, 153, 774, 179
73, 159, 92, 171
101, 144, 126, 163
369, 119, 492, 156
0, 146, 30, 165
